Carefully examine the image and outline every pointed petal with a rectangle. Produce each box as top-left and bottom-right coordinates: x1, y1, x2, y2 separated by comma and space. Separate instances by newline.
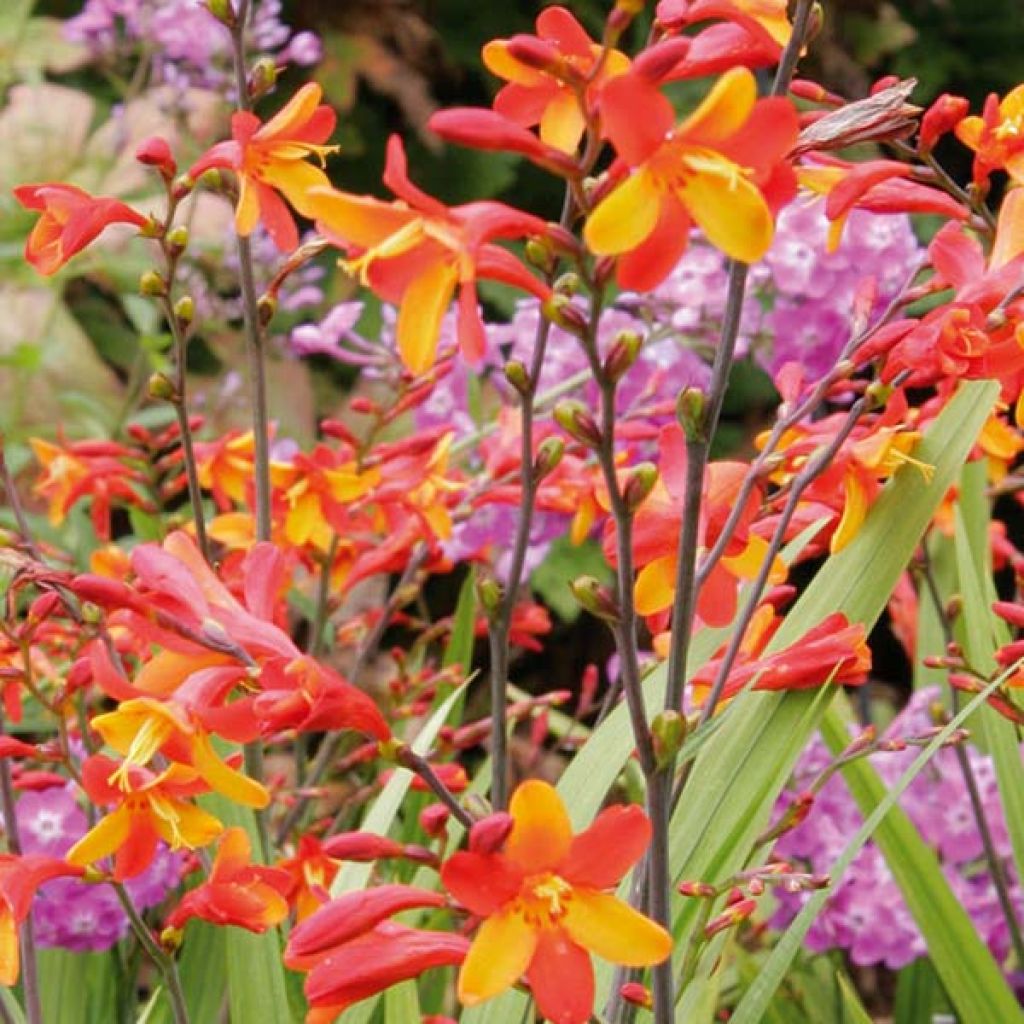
615, 191, 691, 291
561, 804, 651, 889
537, 6, 593, 56
441, 852, 523, 917
458, 908, 537, 1005
258, 158, 332, 220
505, 779, 572, 874
584, 170, 663, 256
563, 889, 672, 966
600, 75, 674, 165
635, 554, 677, 616
190, 731, 270, 809
67, 806, 132, 867
678, 66, 756, 145
307, 187, 416, 249
993, 186, 1024, 269
396, 259, 459, 375
539, 87, 586, 154
0, 910, 18, 986
256, 82, 322, 141
527, 929, 594, 1024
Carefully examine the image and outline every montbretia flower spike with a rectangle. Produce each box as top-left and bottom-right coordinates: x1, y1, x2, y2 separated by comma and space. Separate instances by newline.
441, 780, 672, 1023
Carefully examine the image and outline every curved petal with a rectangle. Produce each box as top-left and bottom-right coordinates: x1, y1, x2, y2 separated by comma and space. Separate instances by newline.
678, 156, 773, 264
396, 259, 458, 375
599, 74, 674, 166
527, 928, 594, 1024
634, 554, 677, 617
235, 173, 261, 237
561, 804, 651, 889
505, 779, 573, 874
0, 909, 17, 987
66, 806, 132, 868
259, 157, 332, 219
441, 852, 523, 916
537, 6, 593, 56
255, 181, 299, 252
563, 889, 672, 967
993, 186, 1024, 269
383, 135, 449, 217
114, 814, 160, 880
584, 169, 663, 256
615, 191, 691, 291
306, 187, 416, 249
458, 908, 537, 1005
482, 41, 545, 87
678, 66, 756, 145
190, 731, 270, 809
539, 87, 586, 154
256, 82, 323, 142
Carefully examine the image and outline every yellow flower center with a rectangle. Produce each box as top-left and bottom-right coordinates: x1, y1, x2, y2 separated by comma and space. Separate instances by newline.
519, 873, 573, 928
995, 113, 1024, 141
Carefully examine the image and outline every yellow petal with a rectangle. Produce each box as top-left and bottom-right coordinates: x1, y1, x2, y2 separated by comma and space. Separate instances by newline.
505, 779, 572, 874
458, 908, 537, 1005
285, 489, 321, 547
257, 82, 322, 141
481, 41, 544, 86
584, 170, 662, 256
258, 158, 332, 219
304, 187, 416, 249
678, 67, 756, 144
634, 555, 677, 616
831, 469, 868, 553
678, 154, 773, 264
992, 187, 1024, 268
0, 908, 18, 986
235, 174, 261, 237
150, 797, 224, 851
722, 535, 786, 585
563, 888, 672, 967
397, 259, 459, 375
539, 88, 586, 154
67, 806, 132, 867
190, 731, 270, 809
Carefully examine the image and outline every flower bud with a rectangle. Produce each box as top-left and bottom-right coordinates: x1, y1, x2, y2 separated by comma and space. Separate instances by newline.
542, 294, 587, 336
165, 225, 189, 255
204, 0, 236, 26
678, 880, 717, 898
569, 576, 620, 623
249, 56, 278, 100
171, 173, 196, 200
919, 93, 970, 154
418, 803, 450, 839
623, 462, 658, 512
603, 329, 642, 383
619, 982, 652, 1009
475, 575, 504, 616
553, 400, 601, 448
139, 270, 167, 297
173, 295, 195, 328
504, 360, 531, 396
676, 387, 706, 442
257, 293, 277, 327
160, 926, 184, 951
553, 271, 581, 296
468, 812, 514, 854
147, 372, 178, 403
651, 709, 687, 768
533, 436, 564, 482
524, 237, 556, 274
135, 136, 176, 177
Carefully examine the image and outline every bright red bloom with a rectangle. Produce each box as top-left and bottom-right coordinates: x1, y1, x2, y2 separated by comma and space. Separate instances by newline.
585, 67, 798, 286
656, 0, 791, 50
276, 836, 342, 922
441, 781, 672, 1023
13, 183, 146, 275
691, 609, 870, 706
304, 136, 550, 374
190, 82, 337, 251
0, 855, 83, 985
481, 5, 630, 154
166, 827, 290, 933
919, 93, 970, 153
955, 85, 1024, 186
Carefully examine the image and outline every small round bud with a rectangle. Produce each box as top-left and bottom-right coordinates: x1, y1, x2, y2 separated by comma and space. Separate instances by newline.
652, 709, 687, 768
533, 436, 565, 482
569, 576, 620, 623
524, 237, 556, 274
204, 0, 236, 26
476, 575, 504, 616
553, 400, 602, 448
135, 136, 176, 177
504, 360, 531, 396
248, 56, 278, 100
147, 373, 178, 403
676, 387, 707, 442
603, 330, 642, 383
542, 294, 587, 336
257, 293, 277, 327
553, 271, 582, 296
623, 462, 657, 512
166, 225, 189, 254
173, 295, 195, 327
139, 270, 168, 297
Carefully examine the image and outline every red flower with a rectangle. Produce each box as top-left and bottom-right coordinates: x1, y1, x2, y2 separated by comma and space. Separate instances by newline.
14, 183, 146, 275
441, 780, 671, 1023
166, 827, 290, 933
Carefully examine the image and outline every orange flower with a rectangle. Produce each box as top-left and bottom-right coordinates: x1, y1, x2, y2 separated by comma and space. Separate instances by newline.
67, 755, 223, 880
585, 67, 798, 287
276, 836, 342, 921
482, 5, 630, 154
165, 827, 290, 934
441, 781, 671, 1023
304, 136, 550, 374
0, 855, 83, 985
656, 0, 792, 50
13, 183, 146, 275
190, 82, 337, 251
955, 85, 1024, 186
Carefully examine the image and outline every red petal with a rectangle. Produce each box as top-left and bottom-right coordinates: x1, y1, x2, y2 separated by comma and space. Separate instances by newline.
527, 929, 595, 1024
441, 851, 523, 916
561, 805, 651, 889
600, 75, 674, 166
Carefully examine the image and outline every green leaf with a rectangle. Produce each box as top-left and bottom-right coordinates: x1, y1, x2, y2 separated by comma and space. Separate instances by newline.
836, 972, 874, 1024
443, 569, 477, 672
37, 948, 117, 1024
894, 959, 945, 1024
146, 922, 227, 1024
384, 980, 421, 1022
0, 985, 25, 1024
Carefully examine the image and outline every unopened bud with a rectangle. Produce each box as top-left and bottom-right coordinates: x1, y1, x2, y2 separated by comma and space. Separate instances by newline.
533, 436, 565, 482
173, 295, 195, 327
418, 803, 450, 839
166, 225, 189, 255
542, 294, 587, 336
204, 0, 236, 26
919, 93, 970, 154
147, 372, 178, 403
619, 982, 652, 1009
553, 271, 582, 296
676, 387, 707, 442
248, 56, 278, 100
651, 710, 687, 768
139, 270, 167, 297
160, 926, 184, 951
476, 575, 503, 616
553, 400, 601, 448
504, 360, 531, 396
623, 462, 658, 512
524, 237, 556, 274
569, 576, 620, 623
678, 880, 717, 898
603, 329, 642, 383
135, 135, 176, 177
171, 174, 195, 200
468, 812, 514, 854
257, 294, 277, 326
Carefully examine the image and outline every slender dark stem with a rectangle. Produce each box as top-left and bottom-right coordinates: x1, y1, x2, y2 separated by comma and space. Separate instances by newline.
918, 544, 1024, 968
0, 724, 41, 1024
400, 749, 475, 829
112, 883, 190, 1024
0, 447, 42, 561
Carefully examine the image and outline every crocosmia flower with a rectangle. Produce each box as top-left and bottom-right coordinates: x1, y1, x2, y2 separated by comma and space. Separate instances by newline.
955, 85, 1024, 186
190, 81, 337, 251
13, 184, 147, 276
441, 780, 672, 1024
482, 5, 630, 154
585, 66, 798, 286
